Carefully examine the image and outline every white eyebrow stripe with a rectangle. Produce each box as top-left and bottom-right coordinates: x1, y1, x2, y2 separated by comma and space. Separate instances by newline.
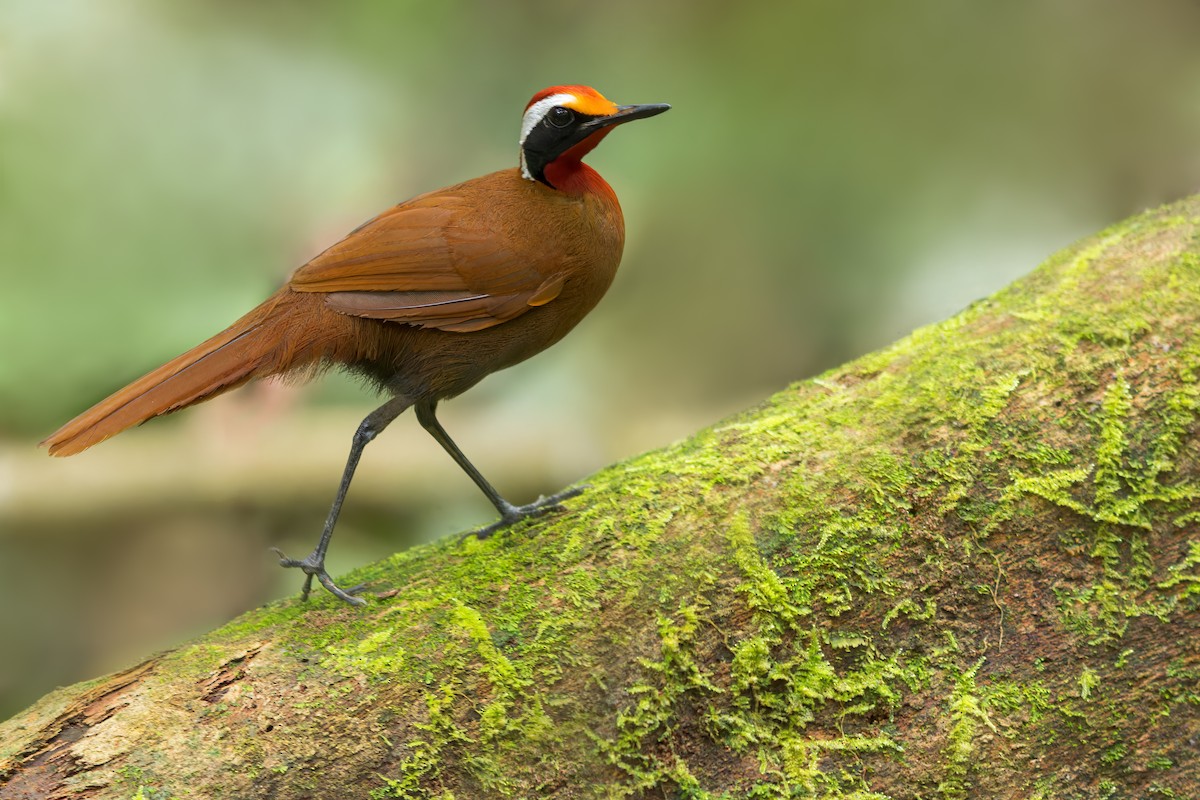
518, 93, 576, 146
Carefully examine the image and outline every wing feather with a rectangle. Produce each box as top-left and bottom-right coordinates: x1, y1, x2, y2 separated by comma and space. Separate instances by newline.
288, 186, 567, 333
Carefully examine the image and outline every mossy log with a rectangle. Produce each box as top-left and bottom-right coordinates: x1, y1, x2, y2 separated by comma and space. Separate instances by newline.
3, 197, 1200, 800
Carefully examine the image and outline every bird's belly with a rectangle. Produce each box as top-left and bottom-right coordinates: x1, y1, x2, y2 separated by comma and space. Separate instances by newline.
344, 297, 593, 402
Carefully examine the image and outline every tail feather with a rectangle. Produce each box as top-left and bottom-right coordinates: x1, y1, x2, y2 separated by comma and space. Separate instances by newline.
43, 290, 323, 456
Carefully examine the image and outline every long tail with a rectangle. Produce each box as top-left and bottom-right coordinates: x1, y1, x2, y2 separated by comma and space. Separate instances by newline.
43, 289, 333, 456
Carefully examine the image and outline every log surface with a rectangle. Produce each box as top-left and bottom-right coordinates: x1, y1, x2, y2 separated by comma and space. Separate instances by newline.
3, 198, 1199, 798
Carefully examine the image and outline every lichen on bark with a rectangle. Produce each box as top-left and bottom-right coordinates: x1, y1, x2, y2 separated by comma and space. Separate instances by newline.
3, 198, 1199, 799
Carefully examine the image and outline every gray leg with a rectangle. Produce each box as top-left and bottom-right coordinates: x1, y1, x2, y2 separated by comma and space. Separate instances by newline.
415, 399, 582, 537
274, 395, 411, 605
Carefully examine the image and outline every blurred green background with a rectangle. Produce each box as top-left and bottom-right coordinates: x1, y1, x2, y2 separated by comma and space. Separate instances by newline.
3, 0, 1200, 719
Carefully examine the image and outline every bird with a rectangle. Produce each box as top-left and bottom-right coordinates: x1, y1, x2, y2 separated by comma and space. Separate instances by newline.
42, 85, 670, 606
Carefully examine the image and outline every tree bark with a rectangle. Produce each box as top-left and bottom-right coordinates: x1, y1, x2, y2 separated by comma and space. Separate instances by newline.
3, 198, 1199, 799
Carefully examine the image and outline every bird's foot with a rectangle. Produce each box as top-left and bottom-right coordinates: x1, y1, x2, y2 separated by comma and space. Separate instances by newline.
473, 485, 588, 539
271, 547, 368, 606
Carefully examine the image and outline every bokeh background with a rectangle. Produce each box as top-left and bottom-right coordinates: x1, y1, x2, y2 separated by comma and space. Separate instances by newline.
4, 0, 1200, 719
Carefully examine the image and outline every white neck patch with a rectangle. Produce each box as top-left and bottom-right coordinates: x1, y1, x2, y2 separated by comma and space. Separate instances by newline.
519, 92, 575, 180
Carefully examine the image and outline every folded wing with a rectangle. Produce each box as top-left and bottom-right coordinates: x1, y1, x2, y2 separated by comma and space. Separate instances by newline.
289, 193, 566, 332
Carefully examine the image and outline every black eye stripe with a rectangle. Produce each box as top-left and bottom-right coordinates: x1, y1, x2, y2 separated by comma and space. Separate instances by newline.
521, 111, 602, 187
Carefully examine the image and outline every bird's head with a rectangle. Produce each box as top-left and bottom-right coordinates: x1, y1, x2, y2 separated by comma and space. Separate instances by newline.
518, 85, 669, 190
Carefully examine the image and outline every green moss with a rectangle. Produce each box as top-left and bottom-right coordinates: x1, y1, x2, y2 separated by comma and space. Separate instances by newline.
129, 787, 179, 800
371, 683, 470, 799
1078, 667, 1100, 701
324, 627, 406, 678
8, 198, 1200, 799
1100, 741, 1128, 766
937, 661, 996, 800
1157, 541, 1200, 601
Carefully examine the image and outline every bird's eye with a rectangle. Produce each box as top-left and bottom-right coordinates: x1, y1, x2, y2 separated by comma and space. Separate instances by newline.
547, 106, 575, 128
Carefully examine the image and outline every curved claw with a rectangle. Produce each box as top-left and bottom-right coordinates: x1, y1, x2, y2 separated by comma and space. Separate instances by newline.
473, 484, 589, 540
314, 571, 368, 606
271, 547, 367, 606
